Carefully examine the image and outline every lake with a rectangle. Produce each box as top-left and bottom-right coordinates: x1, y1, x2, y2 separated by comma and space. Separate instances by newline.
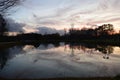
0, 42, 120, 79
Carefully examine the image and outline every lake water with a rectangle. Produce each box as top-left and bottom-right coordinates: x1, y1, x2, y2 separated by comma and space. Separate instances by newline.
0, 42, 120, 79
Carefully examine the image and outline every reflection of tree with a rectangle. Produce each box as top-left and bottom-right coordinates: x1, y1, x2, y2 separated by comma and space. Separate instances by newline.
0, 45, 24, 70
33, 43, 40, 48
69, 43, 82, 61
0, 49, 9, 69
69, 43, 91, 55
70, 44, 75, 57
81, 46, 86, 52
96, 45, 114, 59
69, 45, 81, 61
107, 46, 113, 54
71, 46, 75, 57
64, 44, 69, 51
69, 43, 115, 60
0, 0, 22, 35
53, 43, 60, 48
43, 43, 48, 48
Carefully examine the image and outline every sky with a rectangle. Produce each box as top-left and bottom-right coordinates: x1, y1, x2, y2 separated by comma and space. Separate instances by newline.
7, 0, 120, 33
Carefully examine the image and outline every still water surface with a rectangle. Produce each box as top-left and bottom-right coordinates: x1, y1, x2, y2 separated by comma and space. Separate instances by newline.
0, 42, 120, 79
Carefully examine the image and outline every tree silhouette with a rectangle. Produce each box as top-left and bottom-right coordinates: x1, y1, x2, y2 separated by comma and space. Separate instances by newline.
96, 45, 113, 59
0, 0, 21, 35
97, 24, 114, 36
0, 0, 21, 14
0, 14, 7, 35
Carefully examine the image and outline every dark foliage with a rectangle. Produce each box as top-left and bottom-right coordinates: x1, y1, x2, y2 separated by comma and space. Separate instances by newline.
0, 14, 7, 35
0, 23, 120, 46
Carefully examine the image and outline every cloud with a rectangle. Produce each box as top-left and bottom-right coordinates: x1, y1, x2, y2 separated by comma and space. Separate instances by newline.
5, 18, 64, 35
7, 0, 120, 32
89, 17, 120, 25
6, 18, 39, 34
98, 0, 120, 11
6, 18, 25, 32
36, 27, 64, 35
32, 5, 74, 26
75, 0, 120, 26
22, 27, 38, 33
33, 18, 64, 26
33, 4, 74, 20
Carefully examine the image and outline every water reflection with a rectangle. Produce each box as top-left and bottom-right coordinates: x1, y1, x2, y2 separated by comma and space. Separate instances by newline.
96, 46, 113, 59
0, 45, 26, 70
68, 43, 114, 60
0, 43, 118, 68
0, 49, 9, 69
0, 42, 120, 79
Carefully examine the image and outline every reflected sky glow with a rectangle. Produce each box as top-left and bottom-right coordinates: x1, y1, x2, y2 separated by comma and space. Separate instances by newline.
0, 43, 120, 79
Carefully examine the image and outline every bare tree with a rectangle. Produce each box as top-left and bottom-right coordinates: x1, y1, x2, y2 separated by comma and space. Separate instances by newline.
0, 0, 21, 14
0, 0, 22, 35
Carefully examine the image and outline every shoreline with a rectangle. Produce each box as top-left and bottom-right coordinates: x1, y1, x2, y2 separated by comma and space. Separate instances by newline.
0, 40, 120, 45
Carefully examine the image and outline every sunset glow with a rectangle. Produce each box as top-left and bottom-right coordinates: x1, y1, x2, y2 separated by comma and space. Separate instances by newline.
8, 0, 120, 33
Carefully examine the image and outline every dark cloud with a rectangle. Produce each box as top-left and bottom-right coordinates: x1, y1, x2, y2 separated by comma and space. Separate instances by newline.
6, 18, 25, 32
5, 18, 64, 35
36, 27, 64, 35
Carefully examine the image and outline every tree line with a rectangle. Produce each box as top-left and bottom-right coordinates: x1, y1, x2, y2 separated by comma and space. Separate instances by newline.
0, 0, 120, 45
65, 24, 120, 41
0, 0, 21, 35
0, 25, 120, 46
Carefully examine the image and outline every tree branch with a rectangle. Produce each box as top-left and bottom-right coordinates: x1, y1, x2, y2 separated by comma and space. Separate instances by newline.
0, 0, 21, 14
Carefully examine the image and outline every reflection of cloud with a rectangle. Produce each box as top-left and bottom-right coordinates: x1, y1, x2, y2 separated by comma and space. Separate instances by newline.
23, 45, 35, 51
